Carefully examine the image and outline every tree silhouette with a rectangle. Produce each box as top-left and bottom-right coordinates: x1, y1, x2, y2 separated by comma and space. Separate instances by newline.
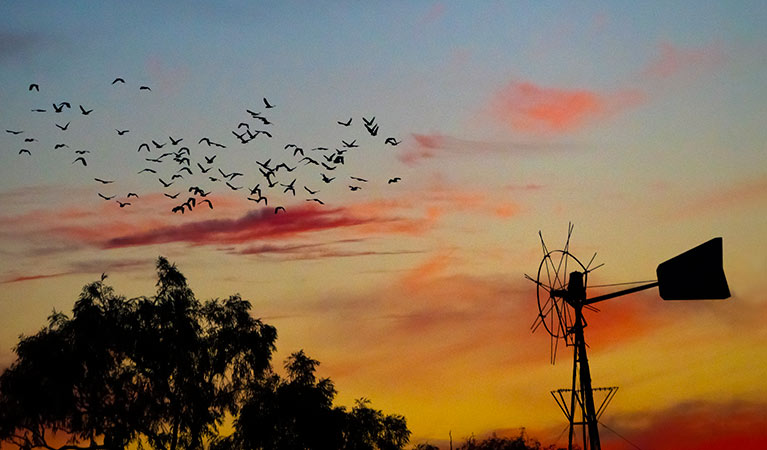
0, 258, 277, 450
0, 257, 410, 450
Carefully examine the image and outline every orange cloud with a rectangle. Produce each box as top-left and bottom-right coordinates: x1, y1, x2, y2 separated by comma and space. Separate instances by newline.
673, 175, 767, 218
641, 41, 725, 80
487, 81, 644, 133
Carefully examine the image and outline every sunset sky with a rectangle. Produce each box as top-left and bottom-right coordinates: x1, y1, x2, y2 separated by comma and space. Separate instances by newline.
1, 2, 766, 449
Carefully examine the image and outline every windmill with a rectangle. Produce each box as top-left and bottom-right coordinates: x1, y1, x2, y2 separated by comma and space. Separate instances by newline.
526, 224, 730, 450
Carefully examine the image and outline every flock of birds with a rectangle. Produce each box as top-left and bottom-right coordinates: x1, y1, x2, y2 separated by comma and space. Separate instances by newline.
4, 79, 404, 215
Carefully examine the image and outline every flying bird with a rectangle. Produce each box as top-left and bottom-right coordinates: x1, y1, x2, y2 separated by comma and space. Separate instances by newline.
138, 168, 157, 174
72, 157, 87, 166
350, 176, 368, 183
112, 77, 125, 84
225, 182, 242, 191
6, 130, 23, 135
349, 185, 362, 191
116, 129, 130, 135
18, 149, 31, 155
388, 177, 401, 184
274, 206, 285, 214
116, 201, 131, 208
200, 199, 213, 209
29, 83, 39, 91
159, 178, 174, 188
31, 108, 46, 113
75, 150, 90, 154
98, 193, 115, 200
337, 118, 352, 126
362, 116, 375, 126
54, 143, 68, 149
56, 122, 70, 131
24, 138, 37, 142
306, 198, 325, 205
321, 173, 335, 183
164, 193, 180, 199
94, 178, 114, 184
248, 196, 267, 205
263, 97, 275, 109
151, 140, 166, 149
169, 136, 183, 145
79, 105, 93, 115
385, 137, 401, 146
204, 155, 217, 164
341, 139, 358, 148
139, 85, 151, 91
281, 179, 296, 195
304, 186, 319, 195
127, 193, 139, 198
137, 143, 150, 152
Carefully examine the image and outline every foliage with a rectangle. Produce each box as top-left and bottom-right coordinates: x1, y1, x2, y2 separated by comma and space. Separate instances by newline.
0, 257, 411, 450
456, 431, 541, 450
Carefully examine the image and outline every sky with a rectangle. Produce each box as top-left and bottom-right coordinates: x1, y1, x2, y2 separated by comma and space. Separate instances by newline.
1, 1, 766, 448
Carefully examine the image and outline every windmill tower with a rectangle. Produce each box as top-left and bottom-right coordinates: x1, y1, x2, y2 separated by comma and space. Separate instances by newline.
527, 224, 730, 450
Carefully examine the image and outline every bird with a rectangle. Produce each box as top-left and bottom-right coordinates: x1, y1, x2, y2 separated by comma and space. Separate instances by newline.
172, 205, 185, 214
171, 174, 184, 180
199, 137, 225, 147
139, 85, 151, 91
246, 109, 261, 117
72, 157, 87, 166
116, 129, 130, 135
159, 178, 174, 188
204, 155, 217, 164
184, 197, 196, 209
274, 206, 285, 214
337, 118, 352, 126
200, 199, 213, 209
321, 173, 335, 183
306, 198, 325, 205
175, 157, 190, 166
56, 122, 70, 131
75, 150, 90, 154
29, 83, 39, 91
281, 179, 296, 195
350, 176, 368, 182
342, 139, 358, 148
225, 182, 242, 191
18, 149, 31, 155
388, 177, 401, 184
304, 186, 319, 195
79, 105, 93, 115
177, 167, 192, 175
252, 130, 272, 138
127, 193, 139, 198
197, 163, 212, 173
349, 185, 362, 191
151, 140, 166, 149
31, 108, 46, 113
116, 201, 131, 208
189, 186, 206, 196
54, 143, 68, 149
164, 193, 180, 199
321, 162, 336, 171
98, 193, 115, 200
138, 168, 157, 174
363, 116, 376, 126
254, 116, 272, 125
248, 195, 267, 205
169, 136, 183, 145
263, 97, 275, 109
385, 137, 401, 146
300, 156, 319, 166
52, 103, 65, 113
137, 143, 150, 152
6, 130, 23, 135
94, 178, 114, 184
112, 77, 125, 84
275, 163, 296, 172
365, 123, 379, 136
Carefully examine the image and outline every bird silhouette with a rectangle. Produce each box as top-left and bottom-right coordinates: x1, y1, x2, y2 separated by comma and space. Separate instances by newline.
52, 103, 65, 113
226, 182, 242, 191
349, 185, 362, 191
112, 77, 125, 84
138, 168, 157, 174
18, 149, 31, 155
263, 97, 275, 108
204, 155, 217, 164
321, 173, 335, 183
350, 176, 368, 182
363, 116, 375, 126
177, 167, 192, 175
388, 177, 401, 184
248, 195, 267, 205
31, 108, 46, 113
385, 137, 401, 146
94, 178, 114, 184
164, 193, 180, 199
72, 157, 87, 166
79, 105, 93, 115
170, 174, 184, 181
29, 83, 39, 91
172, 205, 185, 214
25, 137, 37, 142
169, 136, 183, 145
304, 186, 319, 195
98, 193, 115, 200
337, 118, 352, 126
6, 130, 23, 135
281, 179, 296, 195
306, 198, 324, 205
139, 85, 151, 91
116, 129, 129, 135
274, 206, 285, 214
137, 143, 150, 152
127, 193, 139, 198
54, 143, 68, 149
75, 150, 90, 154
116, 201, 131, 208
56, 122, 70, 131
151, 140, 166, 149
158, 178, 173, 188
365, 123, 379, 136
197, 163, 212, 173
342, 139, 358, 148
200, 199, 213, 209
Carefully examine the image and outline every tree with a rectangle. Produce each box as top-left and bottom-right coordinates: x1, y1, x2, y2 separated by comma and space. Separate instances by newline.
456, 431, 541, 450
0, 258, 277, 450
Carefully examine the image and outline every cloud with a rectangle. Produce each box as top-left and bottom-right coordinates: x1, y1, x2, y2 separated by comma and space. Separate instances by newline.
672, 175, 767, 218
0, 31, 44, 60
398, 132, 565, 165
486, 80, 644, 134
102, 203, 416, 249
601, 400, 767, 450
641, 41, 726, 80
236, 239, 424, 260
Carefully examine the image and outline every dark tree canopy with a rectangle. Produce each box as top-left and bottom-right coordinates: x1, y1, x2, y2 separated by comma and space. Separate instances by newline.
0, 257, 410, 450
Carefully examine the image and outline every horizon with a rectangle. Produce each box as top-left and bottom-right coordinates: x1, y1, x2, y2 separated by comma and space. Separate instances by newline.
2, 2, 766, 449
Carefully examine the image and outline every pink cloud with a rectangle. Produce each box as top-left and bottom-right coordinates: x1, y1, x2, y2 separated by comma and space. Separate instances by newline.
487, 81, 644, 133
673, 175, 767, 218
642, 41, 726, 80
398, 132, 564, 165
